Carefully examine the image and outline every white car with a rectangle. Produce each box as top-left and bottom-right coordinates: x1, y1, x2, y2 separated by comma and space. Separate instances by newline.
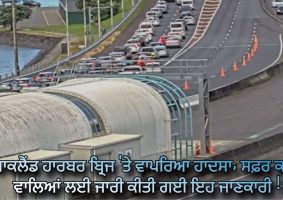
124, 43, 140, 54
166, 37, 182, 48
146, 62, 162, 73
146, 17, 160, 26
139, 22, 154, 35
184, 15, 195, 25
119, 65, 146, 75
168, 31, 183, 41
272, 0, 283, 7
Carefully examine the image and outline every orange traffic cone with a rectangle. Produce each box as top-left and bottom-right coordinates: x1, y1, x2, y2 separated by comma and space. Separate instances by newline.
242, 56, 247, 66
254, 35, 258, 46
247, 52, 252, 61
250, 48, 255, 57
220, 67, 225, 77
209, 143, 214, 154
233, 62, 239, 72
196, 143, 201, 156
183, 80, 190, 91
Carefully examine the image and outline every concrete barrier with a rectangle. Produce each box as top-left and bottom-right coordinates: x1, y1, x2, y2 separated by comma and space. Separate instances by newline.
209, 130, 283, 160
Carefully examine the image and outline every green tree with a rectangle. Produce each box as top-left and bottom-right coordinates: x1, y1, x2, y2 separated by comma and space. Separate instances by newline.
0, 5, 32, 30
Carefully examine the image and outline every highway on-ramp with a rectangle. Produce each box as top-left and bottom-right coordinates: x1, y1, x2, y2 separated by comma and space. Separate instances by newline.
164, 0, 282, 94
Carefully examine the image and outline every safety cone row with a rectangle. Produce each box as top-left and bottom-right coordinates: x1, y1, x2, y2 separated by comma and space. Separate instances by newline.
219, 35, 259, 78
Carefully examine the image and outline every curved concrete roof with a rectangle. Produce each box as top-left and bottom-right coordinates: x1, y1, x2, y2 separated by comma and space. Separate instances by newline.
0, 92, 92, 157
45, 78, 171, 159
0, 78, 171, 159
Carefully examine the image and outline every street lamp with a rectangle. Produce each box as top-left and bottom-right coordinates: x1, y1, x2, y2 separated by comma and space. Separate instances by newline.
83, 0, 87, 47
65, 0, 70, 56
12, 0, 20, 76
97, 0, 101, 38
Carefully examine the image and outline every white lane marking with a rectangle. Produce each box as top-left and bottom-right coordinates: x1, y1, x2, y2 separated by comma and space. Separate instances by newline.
258, 34, 283, 73
164, 0, 223, 65
42, 10, 50, 26
248, 123, 283, 140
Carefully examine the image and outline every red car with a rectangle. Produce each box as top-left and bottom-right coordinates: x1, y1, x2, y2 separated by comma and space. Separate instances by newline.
136, 55, 154, 66
33, 72, 57, 84
159, 35, 169, 45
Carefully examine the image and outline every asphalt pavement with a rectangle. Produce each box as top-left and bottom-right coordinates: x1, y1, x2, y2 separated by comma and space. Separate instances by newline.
164, 0, 283, 94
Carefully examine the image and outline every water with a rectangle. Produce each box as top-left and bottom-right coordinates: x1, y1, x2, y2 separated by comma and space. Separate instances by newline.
0, 0, 59, 7
36, 0, 59, 7
0, 45, 41, 76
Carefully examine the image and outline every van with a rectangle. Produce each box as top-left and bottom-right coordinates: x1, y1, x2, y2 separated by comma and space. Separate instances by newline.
139, 22, 154, 35
272, 0, 283, 7
170, 22, 185, 32
181, 0, 194, 9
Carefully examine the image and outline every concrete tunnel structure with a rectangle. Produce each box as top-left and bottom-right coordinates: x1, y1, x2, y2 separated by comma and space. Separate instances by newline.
0, 78, 175, 159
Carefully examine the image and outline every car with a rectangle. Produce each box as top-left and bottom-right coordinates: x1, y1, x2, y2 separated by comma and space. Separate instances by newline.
146, 11, 159, 19
33, 72, 57, 85
128, 37, 145, 47
175, 19, 188, 30
113, 46, 132, 59
168, 31, 183, 40
22, 0, 41, 7
134, 31, 153, 43
15, 77, 35, 87
118, 65, 146, 75
124, 43, 140, 54
170, 22, 186, 32
179, 6, 193, 18
146, 62, 162, 73
159, 35, 169, 45
109, 52, 126, 62
156, 4, 168, 13
136, 55, 154, 66
272, 0, 283, 7
181, 0, 194, 10
139, 22, 154, 35
0, 82, 22, 92
150, 7, 163, 18
74, 63, 92, 74
171, 29, 186, 39
146, 17, 160, 26
277, 6, 283, 14
183, 15, 195, 25
154, 45, 169, 58
166, 37, 182, 48
139, 47, 159, 59
176, 0, 182, 6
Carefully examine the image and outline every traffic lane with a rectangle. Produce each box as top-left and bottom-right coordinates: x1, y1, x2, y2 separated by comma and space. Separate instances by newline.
152, 0, 204, 61
200, 71, 283, 141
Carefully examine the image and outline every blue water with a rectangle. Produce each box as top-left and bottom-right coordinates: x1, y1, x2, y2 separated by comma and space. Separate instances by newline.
0, 45, 40, 76
37, 0, 59, 7
0, 0, 59, 7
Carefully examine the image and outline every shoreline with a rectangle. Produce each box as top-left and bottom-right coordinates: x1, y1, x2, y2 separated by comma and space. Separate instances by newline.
0, 31, 63, 71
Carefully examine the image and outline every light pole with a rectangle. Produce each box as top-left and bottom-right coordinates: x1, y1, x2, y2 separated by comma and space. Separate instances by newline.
83, 0, 87, 47
97, 0, 101, 38
65, 0, 70, 56
110, 0, 113, 27
88, 6, 92, 43
121, 0, 124, 17
12, 0, 20, 76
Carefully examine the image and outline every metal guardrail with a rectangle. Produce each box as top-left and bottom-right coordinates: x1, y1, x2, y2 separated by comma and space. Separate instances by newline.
0, 0, 142, 83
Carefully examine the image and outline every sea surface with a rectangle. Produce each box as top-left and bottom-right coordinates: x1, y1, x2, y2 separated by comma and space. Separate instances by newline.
0, 0, 59, 7
0, 45, 41, 76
